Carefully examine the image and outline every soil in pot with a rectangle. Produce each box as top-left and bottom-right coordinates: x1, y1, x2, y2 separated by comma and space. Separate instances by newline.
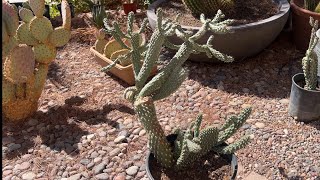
159, 0, 279, 26
149, 150, 232, 180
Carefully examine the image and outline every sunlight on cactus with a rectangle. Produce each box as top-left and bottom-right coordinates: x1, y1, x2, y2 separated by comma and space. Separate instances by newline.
101, 9, 251, 169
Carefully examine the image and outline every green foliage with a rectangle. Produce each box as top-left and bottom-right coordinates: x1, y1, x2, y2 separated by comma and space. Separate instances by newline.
102, 9, 251, 170
302, 17, 319, 90
182, 0, 235, 17
315, 2, 320, 12
304, 0, 320, 11
92, 4, 107, 28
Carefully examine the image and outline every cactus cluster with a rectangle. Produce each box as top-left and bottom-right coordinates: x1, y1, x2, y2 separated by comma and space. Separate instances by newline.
94, 26, 145, 66
304, 0, 320, 12
182, 0, 235, 17
2, 0, 71, 121
92, 4, 107, 29
302, 17, 319, 90
102, 9, 251, 169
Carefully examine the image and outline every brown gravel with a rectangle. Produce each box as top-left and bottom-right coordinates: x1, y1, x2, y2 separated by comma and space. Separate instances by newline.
2, 11, 320, 180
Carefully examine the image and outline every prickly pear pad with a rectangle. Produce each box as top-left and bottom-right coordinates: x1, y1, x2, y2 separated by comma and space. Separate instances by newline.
33, 44, 57, 64
3, 45, 36, 83
29, 16, 53, 42
17, 23, 39, 46
28, 0, 45, 17
49, 27, 71, 47
94, 39, 109, 53
19, 7, 34, 23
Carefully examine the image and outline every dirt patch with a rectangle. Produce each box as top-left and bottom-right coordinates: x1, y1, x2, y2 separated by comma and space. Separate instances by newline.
160, 0, 279, 26
149, 151, 233, 180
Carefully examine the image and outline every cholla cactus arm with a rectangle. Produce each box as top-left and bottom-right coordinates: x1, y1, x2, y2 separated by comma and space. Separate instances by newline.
152, 66, 187, 101
134, 97, 174, 168
219, 115, 238, 131
217, 107, 252, 144
163, 39, 181, 50
302, 18, 319, 90
193, 114, 203, 138
213, 135, 251, 154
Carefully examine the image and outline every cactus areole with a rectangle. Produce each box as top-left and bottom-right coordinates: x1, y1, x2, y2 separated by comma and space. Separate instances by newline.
2, 0, 71, 121
102, 9, 252, 173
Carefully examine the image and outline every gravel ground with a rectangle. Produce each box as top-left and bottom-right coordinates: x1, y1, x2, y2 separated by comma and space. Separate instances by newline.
2, 17, 320, 180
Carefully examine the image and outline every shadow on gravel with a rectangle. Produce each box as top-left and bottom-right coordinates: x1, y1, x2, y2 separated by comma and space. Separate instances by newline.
278, 167, 304, 180
2, 103, 134, 160
185, 32, 304, 99
306, 120, 320, 131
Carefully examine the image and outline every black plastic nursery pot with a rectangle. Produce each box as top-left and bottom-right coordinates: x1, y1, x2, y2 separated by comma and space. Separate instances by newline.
58, 3, 75, 18
288, 73, 320, 122
145, 134, 238, 180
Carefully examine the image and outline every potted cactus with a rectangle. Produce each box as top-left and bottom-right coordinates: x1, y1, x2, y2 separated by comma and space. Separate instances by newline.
288, 17, 320, 121
102, 9, 252, 179
291, 0, 320, 50
2, 0, 71, 121
147, 0, 290, 62
90, 28, 155, 85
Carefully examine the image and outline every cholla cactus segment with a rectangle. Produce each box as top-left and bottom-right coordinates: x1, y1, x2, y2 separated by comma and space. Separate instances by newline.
302, 17, 319, 90
2, 0, 71, 121
182, 0, 235, 17
213, 135, 251, 154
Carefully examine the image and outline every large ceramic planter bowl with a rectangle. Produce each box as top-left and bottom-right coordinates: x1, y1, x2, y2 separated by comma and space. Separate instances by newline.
291, 0, 320, 51
147, 0, 290, 62
288, 73, 320, 122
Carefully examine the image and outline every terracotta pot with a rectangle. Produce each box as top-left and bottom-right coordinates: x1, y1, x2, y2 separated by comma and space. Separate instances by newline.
291, 0, 320, 51
123, 3, 137, 14
90, 47, 157, 85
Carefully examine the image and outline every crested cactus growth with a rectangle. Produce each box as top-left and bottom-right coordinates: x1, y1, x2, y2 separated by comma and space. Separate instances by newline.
102, 9, 251, 169
2, 0, 71, 121
302, 17, 319, 90
182, 0, 235, 17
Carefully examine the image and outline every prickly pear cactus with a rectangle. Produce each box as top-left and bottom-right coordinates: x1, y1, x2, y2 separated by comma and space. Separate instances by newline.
2, 0, 72, 121
302, 17, 319, 90
182, 0, 235, 17
102, 9, 251, 169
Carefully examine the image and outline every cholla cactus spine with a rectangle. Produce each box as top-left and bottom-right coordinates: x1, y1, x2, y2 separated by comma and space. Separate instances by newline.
102, 9, 251, 169
2, 0, 71, 121
182, 0, 235, 17
302, 17, 319, 90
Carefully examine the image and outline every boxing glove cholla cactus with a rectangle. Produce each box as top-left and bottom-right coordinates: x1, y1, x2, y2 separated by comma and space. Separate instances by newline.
2, 0, 71, 121
182, 0, 235, 17
102, 9, 251, 169
302, 17, 319, 90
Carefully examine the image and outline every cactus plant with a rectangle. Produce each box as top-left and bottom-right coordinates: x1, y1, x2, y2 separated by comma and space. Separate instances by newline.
2, 0, 71, 121
92, 2, 107, 29
302, 17, 319, 90
182, 0, 235, 17
102, 9, 251, 170
304, 0, 320, 12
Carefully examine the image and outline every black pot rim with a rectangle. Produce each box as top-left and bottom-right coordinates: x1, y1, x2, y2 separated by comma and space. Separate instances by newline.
292, 73, 320, 93
145, 134, 238, 180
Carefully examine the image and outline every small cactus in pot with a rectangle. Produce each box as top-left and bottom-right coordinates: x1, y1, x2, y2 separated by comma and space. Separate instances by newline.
2, 0, 71, 121
302, 17, 319, 90
102, 9, 252, 172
